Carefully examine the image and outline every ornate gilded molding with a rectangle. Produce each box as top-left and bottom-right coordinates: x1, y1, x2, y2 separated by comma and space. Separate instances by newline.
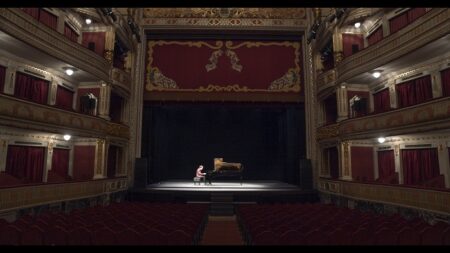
339, 97, 450, 139
104, 50, 114, 64
336, 8, 450, 84
342, 141, 350, 177
316, 123, 339, 141
318, 178, 450, 214
0, 8, 110, 82
111, 67, 131, 96
146, 40, 302, 93
0, 178, 127, 212
0, 94, 130, 139
143, 8, 306, 19
317, 69, 337, 94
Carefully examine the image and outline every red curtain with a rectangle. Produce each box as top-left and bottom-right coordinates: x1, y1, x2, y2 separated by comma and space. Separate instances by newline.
0, 65, 5, 93
407, 8, 427, 23
64, 24, 79, 43
38, 9, 58, 31
72, 146, 95, 181
329, 147, 339, 179
351, 146, 374, 182
373, 88, 391, 113
367, 27, 383, 46
109, 92, 123, 123
15, 72, 49, 105
342, 34, 364, 58
22, 8, 39, 20
377, 150, 395, 182
5, 145, 45, 183
82, 32, 106, 56
396, 75, 432, 108
324, 93, 337, 125
389, 12, 409, 34
51, 148, 69, 179
441, 68, 450, 97
401, 148, 440, 185
107, 146, 117, 178
55, 85, 74, 110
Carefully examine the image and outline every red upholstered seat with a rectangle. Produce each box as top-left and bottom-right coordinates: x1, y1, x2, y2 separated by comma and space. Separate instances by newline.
91, 227, 117, 245
67, 227, 92, 245
374, 228, 398, 245
44, 226, 68, 246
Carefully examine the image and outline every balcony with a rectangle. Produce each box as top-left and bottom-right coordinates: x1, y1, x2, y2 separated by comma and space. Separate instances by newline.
0, 177, 127, 212
0, 8, 110, 81
318, 178, 450, 214
317, 123, 339, 141
0, 94, 130, 139
338, 96, 450, 139
316, 68, 337, 95
336, 8, 450, 84
111, 67, 131, 95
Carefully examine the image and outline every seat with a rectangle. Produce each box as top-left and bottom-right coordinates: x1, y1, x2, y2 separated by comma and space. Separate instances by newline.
193, 176, 204, 185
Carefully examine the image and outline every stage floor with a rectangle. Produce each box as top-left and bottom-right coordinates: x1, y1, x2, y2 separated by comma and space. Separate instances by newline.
146, 180, 300, 192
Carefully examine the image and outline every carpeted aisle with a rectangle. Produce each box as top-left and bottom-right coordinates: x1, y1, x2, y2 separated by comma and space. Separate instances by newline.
199, 216, 245, 245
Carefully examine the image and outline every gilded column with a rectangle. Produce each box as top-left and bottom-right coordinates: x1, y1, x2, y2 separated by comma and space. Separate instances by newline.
340, 141, 352, 180
3, 65, 16, 95
336, 86, 348, 122
431, 70, 443, 98
389, 81, 398, 109
437, 142, 450, 187
98, 82, 111, 120
104, 30, 116, 64
394, 145, 402, 184
48, 79, 58, 106
44, 142, 54, 183
332, 27, 344, 65
0, 139, 7, 172
94, 139, 106, 179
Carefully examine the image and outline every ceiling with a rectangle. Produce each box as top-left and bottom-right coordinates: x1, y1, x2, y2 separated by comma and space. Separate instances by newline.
0, 30, 100, 83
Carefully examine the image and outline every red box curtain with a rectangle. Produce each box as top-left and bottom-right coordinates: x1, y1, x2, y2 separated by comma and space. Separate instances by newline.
146, 40, 302, 101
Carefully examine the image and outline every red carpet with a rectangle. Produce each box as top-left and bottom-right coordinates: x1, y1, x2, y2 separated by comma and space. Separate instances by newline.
200, 216, 245, 245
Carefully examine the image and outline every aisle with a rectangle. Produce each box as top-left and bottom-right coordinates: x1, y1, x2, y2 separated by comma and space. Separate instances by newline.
199, 216, 245, 245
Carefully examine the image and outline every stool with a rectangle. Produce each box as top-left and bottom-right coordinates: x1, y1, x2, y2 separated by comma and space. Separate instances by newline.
193, 177, 203, 185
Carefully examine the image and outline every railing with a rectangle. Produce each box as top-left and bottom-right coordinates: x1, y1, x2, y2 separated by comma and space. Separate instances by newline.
316, 68, 336, 94
0, 177, 127, 212
318, 178, 450, 214
111, 67, 131, 95
0, 94, 130, 139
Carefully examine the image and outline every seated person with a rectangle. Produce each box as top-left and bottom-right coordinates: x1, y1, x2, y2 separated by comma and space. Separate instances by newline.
196, 165, 207, 184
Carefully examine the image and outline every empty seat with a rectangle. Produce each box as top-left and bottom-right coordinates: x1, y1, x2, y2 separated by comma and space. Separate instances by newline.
374, 228, 398, 245
67, 227, 91, 245
91, 227, 117, 245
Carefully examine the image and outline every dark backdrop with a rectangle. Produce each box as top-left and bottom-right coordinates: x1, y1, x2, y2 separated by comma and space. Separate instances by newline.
141, 102, 305, 184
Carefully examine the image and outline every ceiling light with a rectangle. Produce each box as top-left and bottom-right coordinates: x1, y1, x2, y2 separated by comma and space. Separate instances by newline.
377, 137, 386, 143
354, 22, 361, 28
372, 71, 381, 78
62, 67, 77, 76
85, 18, 92, 25
63, 134, 71, 141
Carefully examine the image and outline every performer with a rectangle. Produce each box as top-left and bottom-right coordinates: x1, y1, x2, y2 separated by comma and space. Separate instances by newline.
196, 165, 209, 184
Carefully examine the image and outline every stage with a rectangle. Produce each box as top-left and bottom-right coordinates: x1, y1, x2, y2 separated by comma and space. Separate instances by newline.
127, 180, 318, 205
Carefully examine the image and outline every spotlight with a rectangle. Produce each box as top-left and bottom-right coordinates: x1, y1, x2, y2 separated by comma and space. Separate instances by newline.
372, 71, 381, 78
354, 22, 361, 28
63, 134, 71, 141
377, 137, 386, 143
85, 18, 92, 25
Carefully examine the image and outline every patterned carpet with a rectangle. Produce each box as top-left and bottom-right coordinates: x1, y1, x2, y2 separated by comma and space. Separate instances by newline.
200, 216, 245, 245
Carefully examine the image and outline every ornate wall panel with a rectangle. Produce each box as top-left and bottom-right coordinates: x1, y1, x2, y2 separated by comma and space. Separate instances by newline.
145, 40, 303, 102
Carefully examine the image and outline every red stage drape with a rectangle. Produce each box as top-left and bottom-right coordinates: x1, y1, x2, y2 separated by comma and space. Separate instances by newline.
329, 147, 339, 179
110, 92, 123, 123
373, 88, 391, 113
367, 27, 383, 46
441, 68, 450, 97
5, 145, 45, 183
389, 11, 409, 34
55, 85, 74, 110
401, 148, 440, 185
324, 93, 337, 125
81, 32, 106, 56
38, 9, 57, 30
107, 145, 117, 178
51, 148, 69, 179
0, 65, 5, 93
14, 72, 49, 105
342, 34, 364, 58
351, 146, 374, 182
64, 24, 79, 43
72, 146, 95, 181
396, 75, 432, 108
377, 150, 396, 182
22, 8, 39, 20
